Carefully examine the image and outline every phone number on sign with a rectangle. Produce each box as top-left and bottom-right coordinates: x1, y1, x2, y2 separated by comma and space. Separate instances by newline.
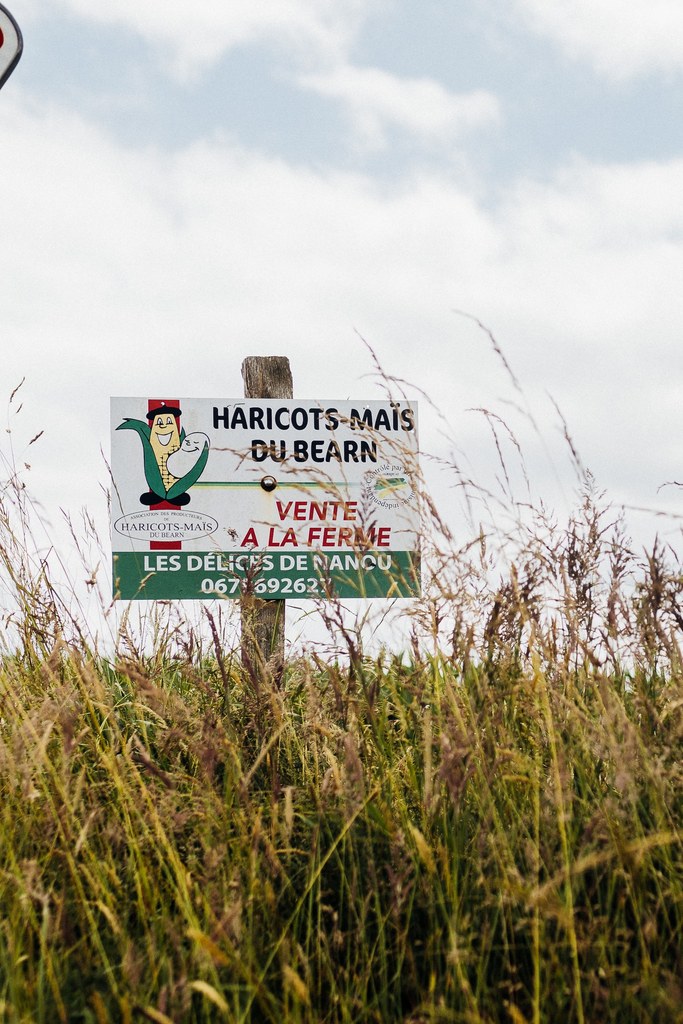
200, 576, 323, 596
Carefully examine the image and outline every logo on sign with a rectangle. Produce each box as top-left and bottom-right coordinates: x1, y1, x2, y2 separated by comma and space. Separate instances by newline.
365, 462, 414, 509
114, 510, 218, 543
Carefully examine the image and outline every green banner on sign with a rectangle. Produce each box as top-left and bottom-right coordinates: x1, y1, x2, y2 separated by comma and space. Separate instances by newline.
113, 549, 420, 601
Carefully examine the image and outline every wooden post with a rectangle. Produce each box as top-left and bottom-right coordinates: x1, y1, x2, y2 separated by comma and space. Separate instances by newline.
240, 356, 293, 682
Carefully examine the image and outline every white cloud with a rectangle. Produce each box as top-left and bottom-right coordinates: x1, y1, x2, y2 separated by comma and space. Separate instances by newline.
1, 91, 682, 559
299, 65, 500, 150
38, 0, 375, 77
515, 0, 683, 79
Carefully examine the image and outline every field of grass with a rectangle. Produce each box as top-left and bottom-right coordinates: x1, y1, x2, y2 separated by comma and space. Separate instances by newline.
0, 403, 681, 1022
0, 625, 680, 1023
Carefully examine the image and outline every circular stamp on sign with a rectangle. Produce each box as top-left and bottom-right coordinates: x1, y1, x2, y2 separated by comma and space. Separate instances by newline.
364, 462, 414, 510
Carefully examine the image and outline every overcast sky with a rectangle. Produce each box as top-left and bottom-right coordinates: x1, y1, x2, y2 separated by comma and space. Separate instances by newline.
2, 0, 683, 643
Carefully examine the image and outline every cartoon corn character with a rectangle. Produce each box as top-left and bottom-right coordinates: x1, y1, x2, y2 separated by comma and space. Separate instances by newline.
117, 400, 209, 508
147, 402, 182, 496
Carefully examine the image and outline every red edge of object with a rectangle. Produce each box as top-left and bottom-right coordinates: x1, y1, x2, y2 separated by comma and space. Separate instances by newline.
0, 4, 24, 91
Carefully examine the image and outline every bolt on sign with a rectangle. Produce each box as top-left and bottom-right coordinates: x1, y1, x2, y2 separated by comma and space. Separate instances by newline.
111, 398, 420, 600
0, 4, 22, 91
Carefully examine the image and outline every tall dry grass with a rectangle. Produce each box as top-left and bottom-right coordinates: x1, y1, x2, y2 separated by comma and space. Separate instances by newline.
0, 373, 681, 1023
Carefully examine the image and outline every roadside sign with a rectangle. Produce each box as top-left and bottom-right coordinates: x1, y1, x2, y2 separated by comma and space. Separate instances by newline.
111, 397, 420, 601
0, 4, 22, 90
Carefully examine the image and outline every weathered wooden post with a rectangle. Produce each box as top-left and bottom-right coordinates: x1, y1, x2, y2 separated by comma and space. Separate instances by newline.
240, 356, 293, 680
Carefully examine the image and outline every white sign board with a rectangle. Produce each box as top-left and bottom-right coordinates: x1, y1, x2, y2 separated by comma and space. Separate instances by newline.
0, 5, 22, 90
111, 397, 420, 600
